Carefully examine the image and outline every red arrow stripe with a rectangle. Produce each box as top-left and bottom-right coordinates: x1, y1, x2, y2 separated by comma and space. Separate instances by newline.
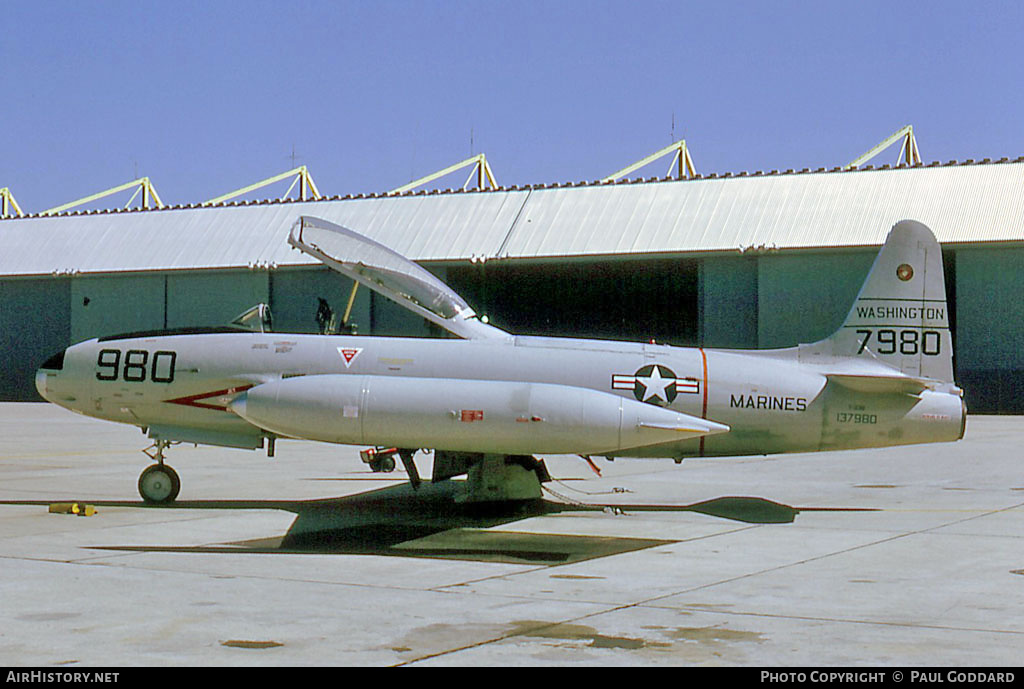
164, 385, 254, 411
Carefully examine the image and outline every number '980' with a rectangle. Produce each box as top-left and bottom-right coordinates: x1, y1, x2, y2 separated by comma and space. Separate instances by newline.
96, 349, 177, 383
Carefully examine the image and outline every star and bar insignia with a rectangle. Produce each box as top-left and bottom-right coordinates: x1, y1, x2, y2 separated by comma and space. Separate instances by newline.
612, 364, 699, 406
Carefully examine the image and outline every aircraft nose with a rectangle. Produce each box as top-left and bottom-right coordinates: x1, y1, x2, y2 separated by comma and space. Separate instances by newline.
34, 370, 48, 399
35, 348, 67, 401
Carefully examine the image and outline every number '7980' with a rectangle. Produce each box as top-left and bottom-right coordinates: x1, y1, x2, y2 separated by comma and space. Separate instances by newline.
856, 329, 941, 356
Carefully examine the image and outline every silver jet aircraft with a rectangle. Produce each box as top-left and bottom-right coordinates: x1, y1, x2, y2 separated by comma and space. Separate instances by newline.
35, 217, 965, 504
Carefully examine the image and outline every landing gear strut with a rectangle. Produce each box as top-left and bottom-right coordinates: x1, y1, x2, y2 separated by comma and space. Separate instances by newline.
139, 439, 180, 504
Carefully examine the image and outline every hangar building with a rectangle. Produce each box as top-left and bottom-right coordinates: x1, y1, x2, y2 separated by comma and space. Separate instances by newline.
1, 157, 1022, 411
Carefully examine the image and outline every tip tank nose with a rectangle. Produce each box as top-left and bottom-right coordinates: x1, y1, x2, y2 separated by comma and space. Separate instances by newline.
637, 416, 730, 436
227, 393, 247, 418
627, 402, 730, 446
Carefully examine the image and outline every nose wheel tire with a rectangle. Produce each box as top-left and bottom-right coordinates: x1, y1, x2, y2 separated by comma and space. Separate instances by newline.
139, 464, 181, 504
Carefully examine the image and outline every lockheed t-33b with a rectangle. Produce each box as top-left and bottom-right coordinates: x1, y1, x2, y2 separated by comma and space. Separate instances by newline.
35, 217, 966, 504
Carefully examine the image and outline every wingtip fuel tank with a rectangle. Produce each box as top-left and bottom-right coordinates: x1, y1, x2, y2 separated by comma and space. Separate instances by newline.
229, 374, 729, 457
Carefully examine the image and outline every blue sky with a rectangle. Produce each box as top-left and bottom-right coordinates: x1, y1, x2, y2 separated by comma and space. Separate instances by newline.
2, 1, 1022, 212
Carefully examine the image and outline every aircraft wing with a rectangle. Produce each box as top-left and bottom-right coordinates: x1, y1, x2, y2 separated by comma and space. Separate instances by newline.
288, 216, 509, 340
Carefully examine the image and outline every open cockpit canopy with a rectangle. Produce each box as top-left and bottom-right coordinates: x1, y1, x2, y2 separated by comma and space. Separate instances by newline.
288, 216, 508, 340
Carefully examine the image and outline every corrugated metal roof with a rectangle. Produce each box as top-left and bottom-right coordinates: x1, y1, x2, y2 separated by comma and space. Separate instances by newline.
501, 162, 1024, 257
1, 159, 1022, 276
0, 192, 529, 276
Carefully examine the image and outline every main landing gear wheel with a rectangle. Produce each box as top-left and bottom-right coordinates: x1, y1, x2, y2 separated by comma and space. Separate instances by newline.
369, 455, 396, 473
138, 463, 181, 504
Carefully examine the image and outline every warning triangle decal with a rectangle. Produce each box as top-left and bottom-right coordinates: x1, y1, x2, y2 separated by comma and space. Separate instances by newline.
338, 347, 363, 368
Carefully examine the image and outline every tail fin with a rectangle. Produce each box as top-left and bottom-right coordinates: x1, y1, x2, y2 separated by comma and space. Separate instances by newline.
808, 220, 954, 382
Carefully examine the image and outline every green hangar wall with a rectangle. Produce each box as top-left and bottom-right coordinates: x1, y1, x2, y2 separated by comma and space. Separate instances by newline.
1, 159, 1023, 411
1, 242, 1021, 412
954, 247, 1024, 411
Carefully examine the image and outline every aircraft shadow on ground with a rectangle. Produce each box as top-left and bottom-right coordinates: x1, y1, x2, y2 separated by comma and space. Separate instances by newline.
1, 481, 874, 565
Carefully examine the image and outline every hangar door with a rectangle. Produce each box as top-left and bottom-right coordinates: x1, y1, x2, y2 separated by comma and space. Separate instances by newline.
71, 274, 165, 343
166, 270, 269, 329
0, 277, 70, 401
447, 258, 700, 346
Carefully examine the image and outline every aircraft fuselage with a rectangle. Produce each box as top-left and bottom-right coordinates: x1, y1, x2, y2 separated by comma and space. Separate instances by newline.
37, 330, 965, 460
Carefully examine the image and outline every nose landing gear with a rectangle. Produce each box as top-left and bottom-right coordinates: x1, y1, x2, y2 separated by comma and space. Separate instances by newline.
139, 439, 180, 504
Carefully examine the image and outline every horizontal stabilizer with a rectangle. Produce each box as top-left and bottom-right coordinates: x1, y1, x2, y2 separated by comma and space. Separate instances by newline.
825, 373, 929, 395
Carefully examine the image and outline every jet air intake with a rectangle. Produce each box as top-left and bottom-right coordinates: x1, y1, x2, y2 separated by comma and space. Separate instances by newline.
229, 374, 728, 456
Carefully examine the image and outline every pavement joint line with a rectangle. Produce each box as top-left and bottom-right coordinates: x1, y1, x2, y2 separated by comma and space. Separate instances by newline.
629, 500, 1024, 603
409, 500, 1024, 602
423, 504, 974, 600
659, 606, 1024, 637
428, 523, 761, 592
4, 547, 1018, 642
0, 507, 277, 536
426, 565, 554, 595
542, 497, 1024, 627
401, 499, 1024, 662
394, 601, 1024, 667
7, 555, 542, 594
393, 617, 604, 667
401, 568, 1024, 666
1, 452, 140, 460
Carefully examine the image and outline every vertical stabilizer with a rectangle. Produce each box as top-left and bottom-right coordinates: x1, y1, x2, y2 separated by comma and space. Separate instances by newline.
808, 220, 954, 382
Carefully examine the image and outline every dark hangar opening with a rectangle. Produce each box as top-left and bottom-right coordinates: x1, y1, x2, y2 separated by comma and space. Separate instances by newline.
447, 257, 700, 346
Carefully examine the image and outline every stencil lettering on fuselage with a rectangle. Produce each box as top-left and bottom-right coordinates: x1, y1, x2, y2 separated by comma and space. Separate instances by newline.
729, 394, 808, 412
